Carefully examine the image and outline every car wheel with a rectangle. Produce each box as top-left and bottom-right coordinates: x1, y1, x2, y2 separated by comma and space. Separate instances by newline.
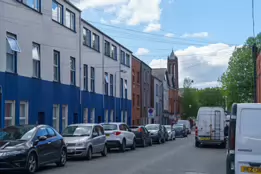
162, 137, 165, 143
158, 137, 162, 144
86, 147, 92, 160
101, 144, 107, 156
56, 148, 67, 167
131, 139, 136, 150
120, 139, 126, 152
149, 138, 153, 146
195, 141, 200, 147
26, 152, 37, 174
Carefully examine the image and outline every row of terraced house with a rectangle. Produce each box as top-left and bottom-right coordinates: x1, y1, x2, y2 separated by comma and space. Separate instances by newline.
0, 0, 182, 131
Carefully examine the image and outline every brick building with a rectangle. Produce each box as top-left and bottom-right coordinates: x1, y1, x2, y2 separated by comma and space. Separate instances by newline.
132, 56, 141, 125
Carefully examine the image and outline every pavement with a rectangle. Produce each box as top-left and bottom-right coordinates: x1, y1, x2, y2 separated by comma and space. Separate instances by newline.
9, 134, 226, 174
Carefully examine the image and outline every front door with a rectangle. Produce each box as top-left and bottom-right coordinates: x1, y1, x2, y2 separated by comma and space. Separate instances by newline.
38, 112, 45, 124
73, 113, 78, 124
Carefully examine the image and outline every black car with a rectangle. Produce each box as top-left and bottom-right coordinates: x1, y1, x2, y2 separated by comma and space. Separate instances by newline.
0, 125, 67, 173
130, 126, 152, 147
145, 124, 165, 144
174, 124, 187, 137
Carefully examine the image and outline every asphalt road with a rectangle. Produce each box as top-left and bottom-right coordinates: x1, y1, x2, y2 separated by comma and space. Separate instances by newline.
10, 134, 226, 174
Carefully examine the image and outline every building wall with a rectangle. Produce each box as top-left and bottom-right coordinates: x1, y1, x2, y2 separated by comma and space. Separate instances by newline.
152, 76, 162, 124
140, 62, 151, 125
0, 0, 132, 129
257, 53, 261, 103
132, 56, 141, 125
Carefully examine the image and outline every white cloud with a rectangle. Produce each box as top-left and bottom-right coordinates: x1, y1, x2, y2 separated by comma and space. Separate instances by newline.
71, 0, 162, 30
165, 33, 174, 38
136, 48, 150, 56
181, 32, 209, 38
149, 43, 236, 88
100, 18, 107, 24
143, 23, 161, 32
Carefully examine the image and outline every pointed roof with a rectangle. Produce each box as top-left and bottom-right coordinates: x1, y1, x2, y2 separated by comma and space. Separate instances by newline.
168, 49, 177, 60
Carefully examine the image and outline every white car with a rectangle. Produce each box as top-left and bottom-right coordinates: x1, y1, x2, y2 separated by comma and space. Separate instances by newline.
101, 122, 136, 152
164, 125, 176, 141
226, 103, 261, 174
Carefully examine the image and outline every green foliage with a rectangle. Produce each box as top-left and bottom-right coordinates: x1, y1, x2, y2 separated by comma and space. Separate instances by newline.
220, 33, 261, 109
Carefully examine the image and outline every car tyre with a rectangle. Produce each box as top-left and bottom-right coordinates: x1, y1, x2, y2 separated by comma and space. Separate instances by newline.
26, 152, 37, 174
56, 148, 67, 167
148, 138, 153, 146
142, 139, 146, 147
195, 141, 200, 148
86, 147, 92, 160
131, 139, 136, 150
162, 137, 165, 143
120, 139, 126, 152
101, 144, 107, 156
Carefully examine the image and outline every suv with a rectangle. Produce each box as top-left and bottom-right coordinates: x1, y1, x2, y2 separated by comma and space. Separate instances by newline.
226, 103, 261, 174
63, 124, 107, 160
101, 122, 136, 152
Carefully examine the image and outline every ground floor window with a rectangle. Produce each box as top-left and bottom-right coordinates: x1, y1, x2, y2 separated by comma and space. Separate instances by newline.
121, 111, 124, 122
20, 101, 29, 125
91, 108, 95, 123
104, 110, 108, 123
53, 104, 60, 130
5, 100, 15, 127
125, 111, 127, 124
62, 105, 68, 130
84, 108, 88, 123
110, 110, 114, 122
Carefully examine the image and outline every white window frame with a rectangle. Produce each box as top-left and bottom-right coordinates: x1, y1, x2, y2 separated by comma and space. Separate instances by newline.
6, 33, 21, 73
65, 9, 75, 30
110, 110, 114, 122
20, 101, 29, 125
32, 43, 40, 78
5, 100, 15, 127
52, 1, 63, 24
62, 105, 68, 130
104, 40, 110, 56
70, 57, 76, 85
126, 54, 130, 66
53, 51, 60, 82
83, 64, 88, 90
92, 33, 99, 51
53, 104, 60, 131
84, 108, 88, 123
90, 67, 95, 92
111, 45, 116, 59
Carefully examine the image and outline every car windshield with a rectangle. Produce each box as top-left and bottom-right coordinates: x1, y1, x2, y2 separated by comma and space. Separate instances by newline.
145, 125, 159, 130
0, 126, 37, 141
174, 126, 183, 131
102, 124, 118, 131
62, 126, 92, 137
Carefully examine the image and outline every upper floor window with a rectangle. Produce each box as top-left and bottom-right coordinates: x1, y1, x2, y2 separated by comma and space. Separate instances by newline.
92, 33, 99, 51
126, 54, 130, 66
124, 80, 128, 99
32, 43, 40, 78
104, 72, 109, 95
90, 67, 95, 92
19, 0, 41, 12
156, 84, 159, 96
120, 78, 123, 98
83, 64, 88, 90
110, 74, 113, 96
137, 72, 140, 83
104, 40, 110, 56
6, 33, 21, 73
83, 28, 91, 47
111, 45, 117, 60
52, 1, 63, 24
70, 57, 76, 85
53, 50, 60, 82
65, 9, 75, 31
120, 50, 125, 64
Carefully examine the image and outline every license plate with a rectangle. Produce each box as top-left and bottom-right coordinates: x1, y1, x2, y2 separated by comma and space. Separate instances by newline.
200, 137, 210, 140
241, 166, 261, 173
67, 149, 74, 153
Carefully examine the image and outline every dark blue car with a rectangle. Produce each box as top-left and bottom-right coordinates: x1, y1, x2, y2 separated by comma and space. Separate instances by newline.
174, 124, 187, 138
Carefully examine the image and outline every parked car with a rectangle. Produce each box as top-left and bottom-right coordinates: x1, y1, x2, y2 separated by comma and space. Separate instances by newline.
62, 123, 107, 160
0, 125, 67, 174
129, 125, 152, 147
164, 125, 176, 141
101, 122, 136, 152
174, 124, 187, 137
145, 124, 165, 144
177, 120, 191, 134
162, 125, 169, 141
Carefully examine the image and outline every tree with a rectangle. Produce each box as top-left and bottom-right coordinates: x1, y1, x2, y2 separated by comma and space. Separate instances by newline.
196, 87, 225, 108
220, 33, 261, 109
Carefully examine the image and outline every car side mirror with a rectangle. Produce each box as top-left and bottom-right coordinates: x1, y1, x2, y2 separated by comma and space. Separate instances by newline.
38, 136, 47, 141
128, 129, 132, 132
92, 132, 98, 138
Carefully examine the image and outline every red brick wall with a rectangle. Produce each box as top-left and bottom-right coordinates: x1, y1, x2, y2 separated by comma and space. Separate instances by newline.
132, 56, 141, 125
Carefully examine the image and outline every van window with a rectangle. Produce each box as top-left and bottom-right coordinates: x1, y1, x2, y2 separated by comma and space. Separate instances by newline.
240, 109, 261, 138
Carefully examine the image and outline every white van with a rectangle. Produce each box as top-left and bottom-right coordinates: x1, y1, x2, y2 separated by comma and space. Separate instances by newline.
226, 103, 261, 174
195, 107, 226, 148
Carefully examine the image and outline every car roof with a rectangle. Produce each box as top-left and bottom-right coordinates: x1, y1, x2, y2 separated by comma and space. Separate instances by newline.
100, 122, 126, 125
67, 123, 99, 127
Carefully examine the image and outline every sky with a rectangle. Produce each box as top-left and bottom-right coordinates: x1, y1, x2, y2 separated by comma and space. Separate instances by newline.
70, 0, 261, 88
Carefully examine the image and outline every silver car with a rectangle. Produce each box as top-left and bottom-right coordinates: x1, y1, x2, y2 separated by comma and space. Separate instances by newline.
62, 123, 107, 160
164, 125, 176, 141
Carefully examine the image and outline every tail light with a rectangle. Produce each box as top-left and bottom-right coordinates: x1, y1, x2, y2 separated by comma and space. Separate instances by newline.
138, 128, 143, 133
195, 126, 198, 136
229, 121, 236, 150
114, 131, 121, 136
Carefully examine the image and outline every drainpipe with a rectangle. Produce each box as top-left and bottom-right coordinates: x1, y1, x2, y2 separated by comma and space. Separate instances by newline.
79, 15, 82, 123
119, 47, 122, 122
102, 35, 105, 123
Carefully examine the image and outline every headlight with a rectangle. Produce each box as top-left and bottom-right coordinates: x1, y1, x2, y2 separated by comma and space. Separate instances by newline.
0, 150, 26, 157
76, 142, 85, 147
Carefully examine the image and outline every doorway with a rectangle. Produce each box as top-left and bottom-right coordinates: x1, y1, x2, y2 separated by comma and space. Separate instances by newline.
38, 112, 45, 124
73, 113, 78, 124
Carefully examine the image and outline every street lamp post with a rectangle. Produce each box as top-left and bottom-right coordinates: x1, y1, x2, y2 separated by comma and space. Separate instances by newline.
114, 70, 126, 122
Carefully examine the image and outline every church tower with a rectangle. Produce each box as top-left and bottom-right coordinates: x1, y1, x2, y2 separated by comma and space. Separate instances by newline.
167, 50, 179, 89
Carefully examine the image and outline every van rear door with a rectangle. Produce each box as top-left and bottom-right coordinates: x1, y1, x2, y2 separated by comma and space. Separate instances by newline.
236, 107, 261, 174
198, 109, 212, 138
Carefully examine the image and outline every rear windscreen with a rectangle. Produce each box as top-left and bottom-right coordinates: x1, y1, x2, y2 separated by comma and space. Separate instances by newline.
240, 109, 261, 138
102, 124, 117, 131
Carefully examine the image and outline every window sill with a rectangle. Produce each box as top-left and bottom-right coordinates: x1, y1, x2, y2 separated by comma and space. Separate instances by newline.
53, 80, 60, 83
17, 1, 42, 15
83, 43, 100, 53
52, 19, 76, 33
5, 71, 17, 75
32, 76, 41, 80
105, 54, 117, 61
121, 63, 130, 68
